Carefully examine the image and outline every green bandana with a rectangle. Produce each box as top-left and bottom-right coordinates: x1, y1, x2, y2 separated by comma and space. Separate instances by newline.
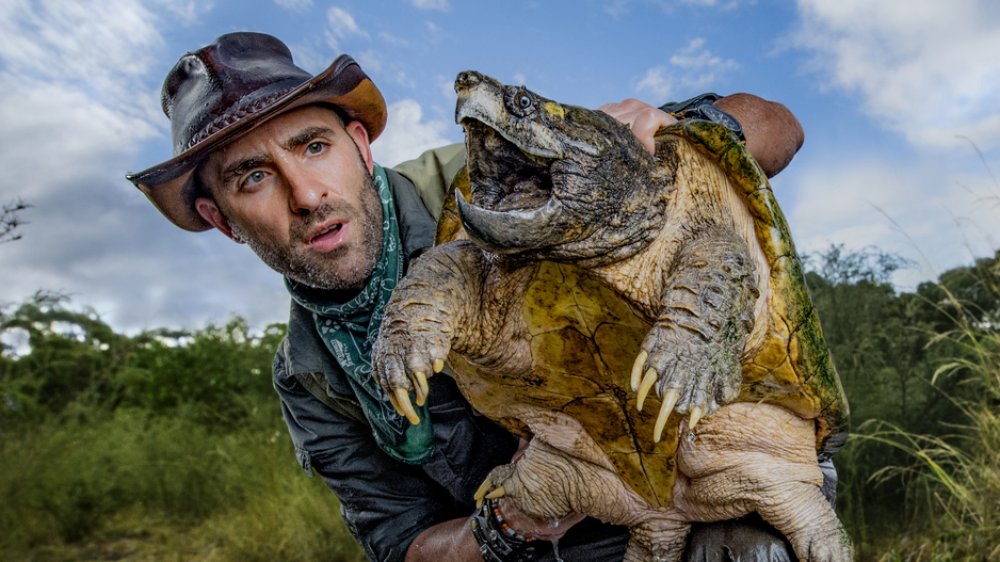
285, 164, 434, 464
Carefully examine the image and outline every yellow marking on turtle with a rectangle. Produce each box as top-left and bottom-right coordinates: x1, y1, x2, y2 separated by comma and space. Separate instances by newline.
544, 101, 565, 119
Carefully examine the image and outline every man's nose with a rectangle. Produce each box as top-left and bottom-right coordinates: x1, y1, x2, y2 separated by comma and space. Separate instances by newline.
284, 165, 324, 216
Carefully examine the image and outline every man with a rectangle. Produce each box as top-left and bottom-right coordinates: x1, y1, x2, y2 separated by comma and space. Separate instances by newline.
128, 32, 808, 561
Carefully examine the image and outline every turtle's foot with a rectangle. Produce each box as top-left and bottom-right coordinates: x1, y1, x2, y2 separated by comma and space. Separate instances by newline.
474, 463, 516, 507
630, 323, 744, 442
476, 438, 648, 529
371, 312, 452, 425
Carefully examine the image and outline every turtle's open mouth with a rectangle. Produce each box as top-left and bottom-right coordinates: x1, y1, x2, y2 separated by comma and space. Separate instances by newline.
462, 120, 555, 212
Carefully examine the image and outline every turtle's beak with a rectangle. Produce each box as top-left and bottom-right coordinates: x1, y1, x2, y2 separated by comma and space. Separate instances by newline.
456, 190, 568, 252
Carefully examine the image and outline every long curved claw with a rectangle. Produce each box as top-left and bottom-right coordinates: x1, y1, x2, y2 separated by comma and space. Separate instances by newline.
688, 405, 705, 430
630, 350, 648, 392
636, 368, 657, 412
653, 389, 681, 443
395, 387, 421, 425
432, 358, 445, 373
474, 479, 490, 501
387, 391, 405, 417
414, 372, 429, 406
485, 486, 506, 500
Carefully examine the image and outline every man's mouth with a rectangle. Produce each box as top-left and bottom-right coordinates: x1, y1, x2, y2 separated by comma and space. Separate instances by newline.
305, 221, 349, 252
463, 120, 555, 213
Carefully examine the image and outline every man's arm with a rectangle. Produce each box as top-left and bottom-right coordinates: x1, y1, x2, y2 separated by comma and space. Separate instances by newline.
600, 94, 804, 178
715, 93, 804, 178
406, 518, 481, 562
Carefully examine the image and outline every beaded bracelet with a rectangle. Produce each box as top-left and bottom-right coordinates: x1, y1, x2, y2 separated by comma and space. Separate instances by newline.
470, 497, 541, 562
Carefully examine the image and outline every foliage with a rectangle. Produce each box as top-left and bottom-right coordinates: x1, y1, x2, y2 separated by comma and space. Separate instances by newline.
1, 198, 30, 244
2, 246, 998, 560
806, 245, 1000, 560
863, 256, 1000, 562
0, 296, 364, 561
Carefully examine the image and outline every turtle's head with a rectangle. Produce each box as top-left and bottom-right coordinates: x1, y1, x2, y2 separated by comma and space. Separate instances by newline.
454, 71, 671, 265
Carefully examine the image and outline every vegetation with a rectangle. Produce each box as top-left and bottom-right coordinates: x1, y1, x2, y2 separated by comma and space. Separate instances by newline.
0, 295, 365, 561
1, 198, 30, 244
1, 248, 997, 561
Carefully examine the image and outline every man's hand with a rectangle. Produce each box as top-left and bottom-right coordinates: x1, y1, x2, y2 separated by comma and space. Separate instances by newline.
600, 98, 678, 155
602, 95, 805, 178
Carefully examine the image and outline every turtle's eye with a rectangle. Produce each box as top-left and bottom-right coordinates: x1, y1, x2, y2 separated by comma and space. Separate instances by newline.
506, 87, 536, 117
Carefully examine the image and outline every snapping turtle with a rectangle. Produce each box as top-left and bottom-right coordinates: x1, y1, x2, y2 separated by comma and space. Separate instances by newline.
374, 71, 851, 561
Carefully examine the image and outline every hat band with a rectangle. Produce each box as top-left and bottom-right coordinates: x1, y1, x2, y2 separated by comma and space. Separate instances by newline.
183, 86, 297, 151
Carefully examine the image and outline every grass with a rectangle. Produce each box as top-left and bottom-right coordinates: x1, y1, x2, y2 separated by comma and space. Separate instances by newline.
0, 404, 365, 562
857, 282, 1000, 562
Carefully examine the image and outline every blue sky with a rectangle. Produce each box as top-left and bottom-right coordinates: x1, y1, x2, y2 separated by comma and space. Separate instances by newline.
1, 0, 998, 334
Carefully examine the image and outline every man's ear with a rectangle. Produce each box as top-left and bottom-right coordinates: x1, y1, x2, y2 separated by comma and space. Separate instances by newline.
345, 120, 374, 175
194, 197, 242, 243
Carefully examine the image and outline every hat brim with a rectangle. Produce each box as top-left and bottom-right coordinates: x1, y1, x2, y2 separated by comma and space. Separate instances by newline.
126, 55, 387, 232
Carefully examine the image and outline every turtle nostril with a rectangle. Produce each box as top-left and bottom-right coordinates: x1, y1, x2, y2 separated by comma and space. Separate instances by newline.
455, 71, 481, 91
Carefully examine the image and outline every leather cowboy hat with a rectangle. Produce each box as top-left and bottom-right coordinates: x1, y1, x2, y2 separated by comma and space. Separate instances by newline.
126, 32, 386, 231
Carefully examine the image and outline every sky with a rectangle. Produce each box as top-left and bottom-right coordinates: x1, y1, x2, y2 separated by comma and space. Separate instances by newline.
0, 0, 998, 334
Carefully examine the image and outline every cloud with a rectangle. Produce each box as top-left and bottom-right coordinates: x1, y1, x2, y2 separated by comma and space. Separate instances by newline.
410, 0, 451, 11
635, 38, 739, 100
0, 0, 292, 333
604, 0, 632, 17
0, 0, 163, 110
782, 156, 1000, 289
325, 5, 369, 51
792, 0, 1000, 150
677, 0, 754, 9
371, 99, 456, 167
153, 0, 215, 25
274, 0, 312, 11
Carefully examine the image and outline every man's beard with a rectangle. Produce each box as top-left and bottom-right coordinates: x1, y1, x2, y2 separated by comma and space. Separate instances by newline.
230, 170, 385, 291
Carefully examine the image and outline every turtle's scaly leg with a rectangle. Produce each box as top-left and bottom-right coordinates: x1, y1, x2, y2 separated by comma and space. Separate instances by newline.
373, 241, 488, 424
632, 226, 758, 441
675, 403, 853, 562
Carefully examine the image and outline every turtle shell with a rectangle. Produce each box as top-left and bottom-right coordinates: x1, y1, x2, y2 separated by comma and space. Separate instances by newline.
435, 120, 849, 507
670, 120, 849, 457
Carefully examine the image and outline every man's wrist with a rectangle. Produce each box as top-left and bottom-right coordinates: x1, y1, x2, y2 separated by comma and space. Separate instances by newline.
660, 92, 746, 142
470, 498, 541, 562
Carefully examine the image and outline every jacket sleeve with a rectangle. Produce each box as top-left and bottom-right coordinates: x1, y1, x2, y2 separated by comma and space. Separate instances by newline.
273, 355, 465, 562
390, 143, 466, 221
273, 338, 523, 562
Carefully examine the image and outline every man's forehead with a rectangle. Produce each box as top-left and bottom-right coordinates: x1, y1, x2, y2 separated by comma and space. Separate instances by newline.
203, 105, 344, 170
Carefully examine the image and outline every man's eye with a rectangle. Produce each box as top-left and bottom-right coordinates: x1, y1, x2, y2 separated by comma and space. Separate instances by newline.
307, 141, 325, 154
242, 170, 267, 189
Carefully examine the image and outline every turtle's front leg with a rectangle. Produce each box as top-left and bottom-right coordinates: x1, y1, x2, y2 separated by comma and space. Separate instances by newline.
632, 226, 759, 441
373, 240, 488, 424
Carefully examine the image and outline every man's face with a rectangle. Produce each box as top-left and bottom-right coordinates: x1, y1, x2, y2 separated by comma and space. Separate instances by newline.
197, 105, 384, 291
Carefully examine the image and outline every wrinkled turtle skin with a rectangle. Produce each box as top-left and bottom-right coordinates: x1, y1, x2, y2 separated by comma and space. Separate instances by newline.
374, 71, 851, 561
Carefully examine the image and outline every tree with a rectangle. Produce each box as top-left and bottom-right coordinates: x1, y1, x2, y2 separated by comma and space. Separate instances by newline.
0, 199, 29, 244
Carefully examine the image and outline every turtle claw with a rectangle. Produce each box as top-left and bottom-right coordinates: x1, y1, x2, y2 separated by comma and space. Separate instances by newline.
386, 391, 405, 418
631, 350, 648, 392
414, 372, 429, 406
394, 387, 421, 425
474, 480, 490, 507
474, 478, 506, 505
653, 389, 681, 443
688, 405, 705, 429
636, 368, 657, 411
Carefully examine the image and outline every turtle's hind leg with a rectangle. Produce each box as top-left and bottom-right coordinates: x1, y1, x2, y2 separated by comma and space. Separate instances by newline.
623, 516, 691, 562
676, 402, 853, 562
474, 409, 646, 526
